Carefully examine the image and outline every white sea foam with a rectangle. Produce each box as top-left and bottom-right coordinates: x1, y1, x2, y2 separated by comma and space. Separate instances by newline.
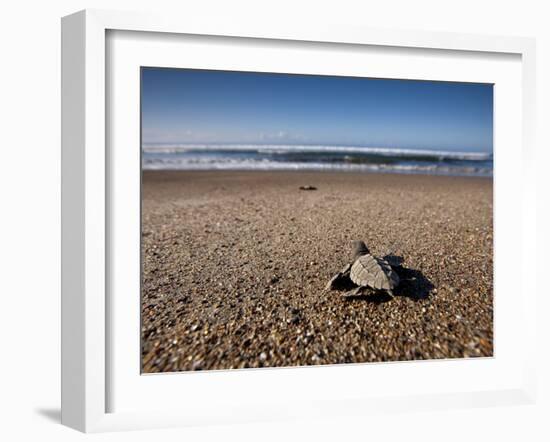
142, 154, 492, 177
142, 143, 492, 161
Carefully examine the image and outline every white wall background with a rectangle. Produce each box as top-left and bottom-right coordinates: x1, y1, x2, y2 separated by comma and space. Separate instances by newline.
0, 0, 548, 440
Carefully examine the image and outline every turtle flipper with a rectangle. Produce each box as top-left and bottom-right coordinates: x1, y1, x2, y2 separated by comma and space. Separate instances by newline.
325, 273, 341, 290
343, 286, 364, 297
325, 263, 352, 290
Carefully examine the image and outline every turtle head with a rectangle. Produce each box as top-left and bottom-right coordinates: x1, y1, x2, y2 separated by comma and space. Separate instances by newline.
351, 240, 370, 259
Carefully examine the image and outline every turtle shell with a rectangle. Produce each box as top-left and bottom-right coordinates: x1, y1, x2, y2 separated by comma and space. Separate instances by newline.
350, 254, 399, 291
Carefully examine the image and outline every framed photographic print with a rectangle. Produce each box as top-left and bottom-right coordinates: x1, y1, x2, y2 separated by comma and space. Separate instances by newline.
61, 9, 537, 432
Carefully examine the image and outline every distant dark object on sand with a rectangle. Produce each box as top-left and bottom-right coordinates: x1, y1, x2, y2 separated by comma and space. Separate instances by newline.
299, 185, 317, 191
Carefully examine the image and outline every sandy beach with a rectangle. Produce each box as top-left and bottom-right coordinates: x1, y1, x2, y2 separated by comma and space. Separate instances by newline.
141, 171, 493, 373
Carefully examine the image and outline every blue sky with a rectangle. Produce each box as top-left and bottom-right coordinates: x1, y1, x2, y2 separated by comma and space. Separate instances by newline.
141, 68, 493, 153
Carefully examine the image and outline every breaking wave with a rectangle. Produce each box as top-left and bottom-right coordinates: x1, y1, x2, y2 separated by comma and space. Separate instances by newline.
142, 144, 493, 177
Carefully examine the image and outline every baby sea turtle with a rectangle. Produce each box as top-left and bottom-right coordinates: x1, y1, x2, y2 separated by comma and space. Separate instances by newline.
326, 240, 400, 297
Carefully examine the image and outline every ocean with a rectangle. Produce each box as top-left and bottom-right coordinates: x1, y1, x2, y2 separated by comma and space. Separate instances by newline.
142, 144, 493, 177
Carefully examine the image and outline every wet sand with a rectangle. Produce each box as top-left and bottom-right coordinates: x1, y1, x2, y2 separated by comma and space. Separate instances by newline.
141, 171, 493, 373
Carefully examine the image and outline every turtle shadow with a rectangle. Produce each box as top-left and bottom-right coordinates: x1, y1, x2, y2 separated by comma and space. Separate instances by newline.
332, 254, 434, 304
384, 255, 434, 301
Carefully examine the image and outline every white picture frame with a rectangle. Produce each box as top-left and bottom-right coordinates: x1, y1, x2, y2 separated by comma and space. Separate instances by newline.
61, 9, 537, 433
